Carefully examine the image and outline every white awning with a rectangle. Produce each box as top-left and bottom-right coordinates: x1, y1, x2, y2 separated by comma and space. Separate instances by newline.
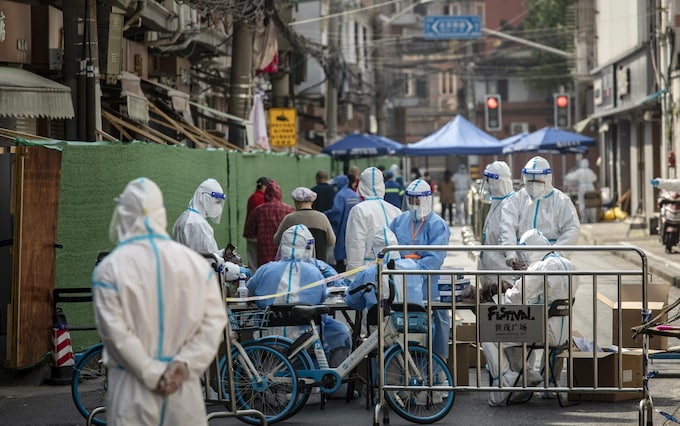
119, 71, 149, 123
0, 66, 75, 119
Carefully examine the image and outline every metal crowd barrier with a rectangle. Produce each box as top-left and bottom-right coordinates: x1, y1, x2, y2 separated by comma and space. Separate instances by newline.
374, 244, 654, 426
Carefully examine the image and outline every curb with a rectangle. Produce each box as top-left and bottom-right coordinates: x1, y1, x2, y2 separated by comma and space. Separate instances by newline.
580, 230, 680, 288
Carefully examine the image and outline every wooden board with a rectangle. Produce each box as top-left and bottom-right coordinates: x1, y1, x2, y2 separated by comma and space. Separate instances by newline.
8, 146, 62, 368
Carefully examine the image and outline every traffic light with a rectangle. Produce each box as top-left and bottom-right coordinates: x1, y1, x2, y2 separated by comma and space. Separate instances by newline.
484, 94, 502, 131
553, 93, 570, 128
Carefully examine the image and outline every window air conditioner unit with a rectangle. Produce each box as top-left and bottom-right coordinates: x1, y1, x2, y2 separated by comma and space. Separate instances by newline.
511, 122, 529, 134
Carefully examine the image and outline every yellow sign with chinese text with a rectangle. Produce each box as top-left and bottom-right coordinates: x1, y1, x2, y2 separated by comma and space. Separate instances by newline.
268, 108, 297, 147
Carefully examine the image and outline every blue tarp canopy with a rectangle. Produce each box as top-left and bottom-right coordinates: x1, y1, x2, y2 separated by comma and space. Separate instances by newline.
402, 115, 508, 156
322, 132, 404, 158
502, 127, 596, 154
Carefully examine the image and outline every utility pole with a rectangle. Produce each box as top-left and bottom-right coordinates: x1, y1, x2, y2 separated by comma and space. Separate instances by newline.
228, 21, 253, 149
373, 16, 387, 136
63, 0, 85, 141
272, 2, 292, 108
326, 0, 342, 144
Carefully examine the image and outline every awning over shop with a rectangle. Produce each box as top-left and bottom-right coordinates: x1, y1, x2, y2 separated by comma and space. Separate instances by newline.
119, 71, 150, 124
0, 66, 75, 119
572, 88, 666, 133
141, 78, 193, 124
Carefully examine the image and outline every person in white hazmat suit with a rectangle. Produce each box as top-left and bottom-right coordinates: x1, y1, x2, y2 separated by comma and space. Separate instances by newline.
477, 161, 519, 298
92, 177, 227, 425
564, 159, 598, 222
345, 167, 401, 274
482, 228, 575, 406
172, 178, 241, 281
451, 164, 473, 225
246, 224, 351, 363
651, 177, 680, 192
501, 156, 580, 270
389, 179, 451, 359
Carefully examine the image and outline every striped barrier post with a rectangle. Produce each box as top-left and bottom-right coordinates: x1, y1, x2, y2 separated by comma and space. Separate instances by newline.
48, 322, 75, 385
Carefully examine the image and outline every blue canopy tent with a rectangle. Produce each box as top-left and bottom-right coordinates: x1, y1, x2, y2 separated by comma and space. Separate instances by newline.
501, 127, 595, 154
402, 115, 510, 156
322, 132, 404, 158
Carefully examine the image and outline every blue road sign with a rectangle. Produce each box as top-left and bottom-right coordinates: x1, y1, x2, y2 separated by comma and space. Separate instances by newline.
424, 15, 482, 40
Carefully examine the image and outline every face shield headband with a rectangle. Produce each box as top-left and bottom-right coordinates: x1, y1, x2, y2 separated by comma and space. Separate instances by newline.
405, 180, 433, 221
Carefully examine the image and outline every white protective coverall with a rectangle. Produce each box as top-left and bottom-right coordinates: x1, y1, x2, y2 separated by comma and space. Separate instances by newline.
477, 161, 516, 285
652, 177, 680, 192
483, 228, 575, 406
93, 177, 227, 426
345, 167, 401, 273
502, 156, 580, 268
172, 178, 240, 280
451, 164, 473, 225
564, 159, 597, 222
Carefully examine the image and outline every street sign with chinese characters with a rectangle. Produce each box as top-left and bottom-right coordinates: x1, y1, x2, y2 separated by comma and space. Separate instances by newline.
424, 15, 482, 40
479, 304, 545, 343
268, 107, 297, 147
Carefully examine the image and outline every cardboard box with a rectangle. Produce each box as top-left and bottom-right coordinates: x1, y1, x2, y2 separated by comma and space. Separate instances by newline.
447, 342, 470, 386
596, 284, 669, 350
567, 351, 643, 402
454, 322, 486, 368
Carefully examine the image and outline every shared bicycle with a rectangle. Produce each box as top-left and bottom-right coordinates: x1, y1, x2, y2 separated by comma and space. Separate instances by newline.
238, 281, 456, 424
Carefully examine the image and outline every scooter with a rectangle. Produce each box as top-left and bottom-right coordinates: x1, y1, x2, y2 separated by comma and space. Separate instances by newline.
658, 189, 680, 253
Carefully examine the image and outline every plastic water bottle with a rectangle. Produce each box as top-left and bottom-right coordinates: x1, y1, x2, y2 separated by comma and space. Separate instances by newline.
236, 274, 248, 306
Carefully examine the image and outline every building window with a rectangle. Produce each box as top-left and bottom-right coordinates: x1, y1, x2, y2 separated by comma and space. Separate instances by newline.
416, 77, 428, 98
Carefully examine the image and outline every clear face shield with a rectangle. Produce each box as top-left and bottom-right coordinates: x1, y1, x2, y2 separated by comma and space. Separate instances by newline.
203, 191, 226, 224
405, 179, 433, 221
479, 170, 500, 201
522, 170, 551, 200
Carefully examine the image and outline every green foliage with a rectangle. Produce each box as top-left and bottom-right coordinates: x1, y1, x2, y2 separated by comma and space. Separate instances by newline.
521, 0, 573, 91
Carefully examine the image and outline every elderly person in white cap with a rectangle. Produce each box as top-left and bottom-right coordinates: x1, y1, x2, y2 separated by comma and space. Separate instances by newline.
274, 187, 336, 262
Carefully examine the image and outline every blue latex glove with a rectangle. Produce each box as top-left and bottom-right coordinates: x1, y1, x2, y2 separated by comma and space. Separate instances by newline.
651, 178, 660, 187
239, 267, 252, 278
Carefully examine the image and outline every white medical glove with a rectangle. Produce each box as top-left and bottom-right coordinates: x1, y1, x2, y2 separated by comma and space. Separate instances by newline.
505, 253, 518, 268
221, 261, 240, 281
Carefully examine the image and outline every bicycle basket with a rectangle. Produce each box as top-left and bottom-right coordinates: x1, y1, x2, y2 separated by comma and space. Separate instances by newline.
390, 311, 429, 333
228, 308, 271, 331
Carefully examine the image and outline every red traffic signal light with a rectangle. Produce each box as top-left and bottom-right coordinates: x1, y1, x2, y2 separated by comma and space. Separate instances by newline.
486, 96, 499, 110
484, 94, 502, 131
553, 93, 570, 128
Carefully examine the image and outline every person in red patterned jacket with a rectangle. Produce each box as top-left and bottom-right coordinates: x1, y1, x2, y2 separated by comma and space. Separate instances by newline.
243, 180, 295, 268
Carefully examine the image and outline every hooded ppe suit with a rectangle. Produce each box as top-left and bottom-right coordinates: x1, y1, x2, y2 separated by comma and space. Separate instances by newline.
345, 167, 401, 273
325, 174, 361, 268
483, 229, 574, 406
478, 161, 516, 283
505, 229, 575, 346
93, 177, 227, 426
451, 164, 473, 225
246, 224, 351, 355
389, 179, 451, 358
564, 159, 598, 222
652, 178, 680, 192
501, 156, 580, 268
172, 178, 240, 280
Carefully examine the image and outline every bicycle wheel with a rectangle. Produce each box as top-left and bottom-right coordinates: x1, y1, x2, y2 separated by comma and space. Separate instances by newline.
383, 345, 455, 424
255, 335, 314, 418
71, 343, 107, 426
226, 344, 298, 425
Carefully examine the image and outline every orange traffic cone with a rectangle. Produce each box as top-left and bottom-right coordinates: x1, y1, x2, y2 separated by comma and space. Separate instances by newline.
48, 320, 75, 385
